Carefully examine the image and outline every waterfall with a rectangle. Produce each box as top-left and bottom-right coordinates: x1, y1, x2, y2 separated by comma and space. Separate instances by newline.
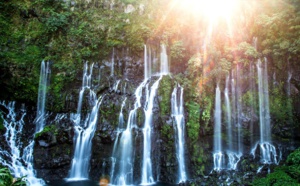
236, 65, 243, 154
110, 80, 147, 185
36, 60, 50, 133
249, 63, 256, 146
257, 59, 270, 143
111, 44, 169, 185
160, 44, 169, 75
110, 97, 127, 182
213, 84, 223, 171
213, 81, 241, 171
0, 102, 45, 186
144, 45, 151, 80
111, 48, 115, 76
144, 44, 168, 77
287, 71, 292, 96
141, 76, 162, 185
0, 101, 25, 176
0, 61, 50, 185
231, 70, 236, 135
112, 80, 121, 92
141, 43, 169, 183
225, 76, 232, 151
67, 63, 104, 180
171, 85, 187, 183
252, 58, 278, 164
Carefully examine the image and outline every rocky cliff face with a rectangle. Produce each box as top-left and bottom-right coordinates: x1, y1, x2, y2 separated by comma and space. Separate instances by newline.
1, 50, 300, 185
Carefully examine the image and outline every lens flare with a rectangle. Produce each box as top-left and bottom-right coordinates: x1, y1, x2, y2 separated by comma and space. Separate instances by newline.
176, 0, 239, 23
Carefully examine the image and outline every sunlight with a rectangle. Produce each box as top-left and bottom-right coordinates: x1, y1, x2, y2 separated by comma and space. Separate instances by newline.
176, 0, 239, 23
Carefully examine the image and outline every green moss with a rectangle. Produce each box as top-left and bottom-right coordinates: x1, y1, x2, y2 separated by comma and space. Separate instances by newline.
161, 124, 173, 140
287, 148, 300, 165
0, 167, 26, 186
185, 101, 209, 176
158, 75, 174, 117
136, 108, 145, 128
253, 170, 298, 186
186, 101, 200, 142
100, 101, 119, 128
253, 148, 300, 185
190, 142, 208, 176
201, 96, 213, 133
160, 124, 175, 164
35, 125, 58, 139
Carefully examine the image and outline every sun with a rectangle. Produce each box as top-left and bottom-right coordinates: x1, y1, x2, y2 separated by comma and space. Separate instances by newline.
175, 0, 239, 23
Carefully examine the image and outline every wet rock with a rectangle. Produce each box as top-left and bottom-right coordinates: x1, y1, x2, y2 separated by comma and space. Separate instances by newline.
38, 140, 49, 147
136, 107, 145, 128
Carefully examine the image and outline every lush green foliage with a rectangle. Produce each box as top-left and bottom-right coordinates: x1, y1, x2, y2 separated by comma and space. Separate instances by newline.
158, 75, 174, 117
0, 167, 26, 186
186, 101, 200, 143
253, 148, 300, 185
0, 0, 153, 108
35, 124, 58, 139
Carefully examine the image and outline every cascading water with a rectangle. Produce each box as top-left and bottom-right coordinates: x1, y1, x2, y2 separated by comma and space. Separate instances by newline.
110, 81, 147, 185
111, 48, 115, 76
112, 80, 121, 92
110, 44, 169, 185
67, 63, 104, 180
225, 76, 232, 151
0, 101, 26, 175
213, 84, 223, 171
0, 102, 45, 186
110, 97, 127, 182
144, 45, 151, 80
249, 63, 257, 146
141, 44, 169, 184
224, 76, 241, 170
36, 60, 51, 133
236, 65, 243, 154
160, 44, 169, 75
231, 70, 236, 135
145, 44, 166, 78
213, 81, 241, 171
171, 85, 187, 183
141, 76, 162, 185
251, 58, 279, 164
287, 71, 292, 96
0, 61, 50, 185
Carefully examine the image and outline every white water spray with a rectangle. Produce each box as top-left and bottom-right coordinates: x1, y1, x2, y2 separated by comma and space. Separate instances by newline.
213, 84, 223, 171
160, 44, 169, 75
0, 61, 50, 185
171, 85, 187, 183
36, 60, 50, 133
67, 63, 104, 180
111, 48, 115, 76
141, 77, 162, 185
111, 80, 147, 185
251, 59, 279, 164
224, 76, 232, 151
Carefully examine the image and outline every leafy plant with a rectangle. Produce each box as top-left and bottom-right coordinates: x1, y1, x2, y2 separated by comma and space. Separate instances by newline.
253, 148, 300, 185
34, 124, 58, 139
0, 167, 26, 186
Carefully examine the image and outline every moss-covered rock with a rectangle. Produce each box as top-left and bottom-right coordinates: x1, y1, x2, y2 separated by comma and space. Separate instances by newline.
252, 148, 300, 185
0, 112, 4, 132
157, 75, 175, 119
186, 101, 200, 143
99, 97, 120, 128
136, 107, 145, 128
35, 125, 58, 139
